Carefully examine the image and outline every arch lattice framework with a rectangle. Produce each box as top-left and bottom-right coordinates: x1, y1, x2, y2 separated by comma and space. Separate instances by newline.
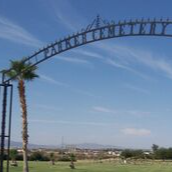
2, 15, 172, 83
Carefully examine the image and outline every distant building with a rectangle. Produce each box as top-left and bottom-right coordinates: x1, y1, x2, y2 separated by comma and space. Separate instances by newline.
108, 151, 121, 157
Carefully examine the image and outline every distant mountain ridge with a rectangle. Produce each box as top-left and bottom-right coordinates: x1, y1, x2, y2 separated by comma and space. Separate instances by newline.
71, 143, 123, 150
6, 140, 123, 150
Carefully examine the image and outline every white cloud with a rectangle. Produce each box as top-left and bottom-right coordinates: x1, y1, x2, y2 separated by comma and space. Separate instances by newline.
98, 43, 172, 80
0, 16, 44, 48
124, 47, 172, 79
124, 84, 149, 94
51, 0, 86, 32
72, 49, 104, 59
55, 56, 90, 65
49, 0, 172, 81
92, 106, 150, 117
40, 74, 97, 98
29, 119, 107, 126
93, 106, 117, 114
126, 110, 150, 117
106, 57, 152, 80
34, 104, 62, 112
39, 74, 69, 87
121, 128, 151, 136
73, 89, 98, 98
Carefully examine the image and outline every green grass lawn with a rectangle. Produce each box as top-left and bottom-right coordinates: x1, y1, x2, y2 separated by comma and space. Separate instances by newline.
8, 161, 172, 172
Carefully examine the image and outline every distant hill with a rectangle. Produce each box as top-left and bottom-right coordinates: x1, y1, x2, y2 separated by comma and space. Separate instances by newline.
71, 143, 122, 150
3, 140, 123, 150
10, 140, 58, 149
1, 140, 57, 149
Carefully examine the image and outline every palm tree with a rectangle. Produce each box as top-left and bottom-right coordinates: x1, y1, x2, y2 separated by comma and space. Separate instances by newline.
2, 58, 38, 172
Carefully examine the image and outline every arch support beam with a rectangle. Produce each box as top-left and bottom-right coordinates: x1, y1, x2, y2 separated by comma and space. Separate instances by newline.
0, 83, 13, 172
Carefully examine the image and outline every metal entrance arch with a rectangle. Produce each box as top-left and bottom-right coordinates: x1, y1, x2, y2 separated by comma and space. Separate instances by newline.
1, 15, 172, 172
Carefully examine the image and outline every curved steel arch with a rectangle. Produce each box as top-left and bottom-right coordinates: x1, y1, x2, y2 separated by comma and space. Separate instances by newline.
1, 16, 172, 172
2, 16, 172, 83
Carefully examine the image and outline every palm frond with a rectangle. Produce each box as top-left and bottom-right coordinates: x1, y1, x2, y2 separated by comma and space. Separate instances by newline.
2, 57, 39, 81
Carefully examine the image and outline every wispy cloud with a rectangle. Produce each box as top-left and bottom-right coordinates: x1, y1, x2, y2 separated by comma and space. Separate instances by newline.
105, 58, 151, 80
34, 104, 62, 112
93, 106, 117, 114
98, 43, 172, 80
73, 89, 98, 98
0, 16, 44, 48
40, 74, 69, 87
50, 1, 172, 81
40, 74, 98, 98
121, 128, 151, 136
92, 106, 150, 117
51, 0, 86, 32
120, 46, 172, 79
55, 56, 91, 65
124, 84, 149, 94
29, 119, 108, 126
49, 0, 151, 80
72, 49, 104, 59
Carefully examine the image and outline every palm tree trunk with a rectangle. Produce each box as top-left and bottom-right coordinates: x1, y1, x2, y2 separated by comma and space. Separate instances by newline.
18, 80, 29, 172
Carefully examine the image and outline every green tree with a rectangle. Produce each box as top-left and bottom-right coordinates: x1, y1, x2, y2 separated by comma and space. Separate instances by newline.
152, 144, 159, 153
121, 149, 144, 159
121, 149, 133, 159
49, 152, 55, 165
30, 151, 48, 161
166, 148, 172, 159
2, 58, 38, 172
10, 149, 18, 166
156, 148, 168, 160
69, 153, 76, 169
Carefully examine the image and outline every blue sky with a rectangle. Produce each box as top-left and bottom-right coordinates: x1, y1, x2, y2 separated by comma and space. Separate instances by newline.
1, 0, 172, 149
